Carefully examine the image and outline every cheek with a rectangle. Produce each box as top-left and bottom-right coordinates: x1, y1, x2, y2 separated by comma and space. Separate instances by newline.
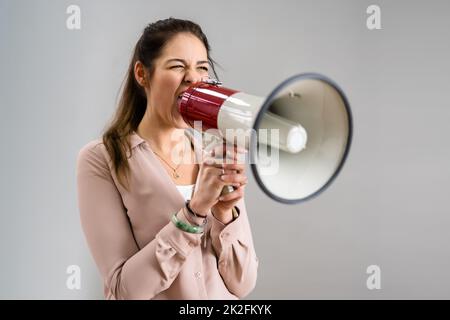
150, 72, 180, 98
149, 71, 183, 122
159, 73, 181, 93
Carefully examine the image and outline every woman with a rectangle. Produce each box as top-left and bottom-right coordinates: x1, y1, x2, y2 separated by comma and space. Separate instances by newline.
76, 18, 258, 300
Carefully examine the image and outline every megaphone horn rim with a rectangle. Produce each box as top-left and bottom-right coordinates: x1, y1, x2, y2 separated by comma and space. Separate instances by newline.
250, 72, 354, 204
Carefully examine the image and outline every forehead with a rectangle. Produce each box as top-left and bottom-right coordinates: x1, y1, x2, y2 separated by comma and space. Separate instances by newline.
159, 33, 208, 61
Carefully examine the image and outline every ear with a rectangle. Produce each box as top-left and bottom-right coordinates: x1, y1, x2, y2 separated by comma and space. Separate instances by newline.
134, 61, 148, 87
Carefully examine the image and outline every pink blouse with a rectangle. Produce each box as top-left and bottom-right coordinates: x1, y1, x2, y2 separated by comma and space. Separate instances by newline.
76, 130, 258, 299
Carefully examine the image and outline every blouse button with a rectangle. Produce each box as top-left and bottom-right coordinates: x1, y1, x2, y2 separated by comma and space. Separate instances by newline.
195, 271, 202, 278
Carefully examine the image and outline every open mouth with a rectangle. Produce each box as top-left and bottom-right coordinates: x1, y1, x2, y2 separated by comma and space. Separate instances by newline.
176, 92, 186, 103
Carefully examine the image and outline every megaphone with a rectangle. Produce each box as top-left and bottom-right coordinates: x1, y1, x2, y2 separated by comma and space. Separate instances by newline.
178, 73, 352, 204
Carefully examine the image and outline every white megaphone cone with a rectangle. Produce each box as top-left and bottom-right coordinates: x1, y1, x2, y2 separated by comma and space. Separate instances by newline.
178, 73, 353, 204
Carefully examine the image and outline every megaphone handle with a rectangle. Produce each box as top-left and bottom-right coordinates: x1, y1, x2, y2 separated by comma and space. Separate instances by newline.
221, 185, 235, 196
202, 135, 235, 197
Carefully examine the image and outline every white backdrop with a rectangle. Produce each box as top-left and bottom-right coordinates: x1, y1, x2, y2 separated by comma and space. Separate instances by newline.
1, 0, 449, 299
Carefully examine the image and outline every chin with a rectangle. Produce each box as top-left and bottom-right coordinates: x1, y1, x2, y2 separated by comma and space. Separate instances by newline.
175, 122, 190, 130
172, 106, 190, 129
173, 115, 190, 129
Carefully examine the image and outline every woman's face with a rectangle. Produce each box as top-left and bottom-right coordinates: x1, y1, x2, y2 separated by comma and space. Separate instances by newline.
141, 32, 210, 128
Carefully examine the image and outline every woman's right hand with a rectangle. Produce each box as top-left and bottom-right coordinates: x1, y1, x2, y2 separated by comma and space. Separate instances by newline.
189, 144, 244, 217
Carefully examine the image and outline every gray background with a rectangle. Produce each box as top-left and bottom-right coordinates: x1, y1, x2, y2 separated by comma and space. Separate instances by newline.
1, 0, 449, 299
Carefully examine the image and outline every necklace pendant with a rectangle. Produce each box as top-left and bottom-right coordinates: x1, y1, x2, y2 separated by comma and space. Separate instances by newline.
173, 171, 180, 179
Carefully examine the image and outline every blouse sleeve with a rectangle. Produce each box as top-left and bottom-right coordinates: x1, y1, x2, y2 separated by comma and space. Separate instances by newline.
209, 198, 259, 298
76, 142, 202, 299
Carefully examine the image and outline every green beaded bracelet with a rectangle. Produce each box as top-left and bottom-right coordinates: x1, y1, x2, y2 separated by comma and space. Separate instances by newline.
172, 211, 205, 234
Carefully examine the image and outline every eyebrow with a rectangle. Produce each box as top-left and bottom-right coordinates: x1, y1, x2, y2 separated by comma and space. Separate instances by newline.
165, 58, 209, 65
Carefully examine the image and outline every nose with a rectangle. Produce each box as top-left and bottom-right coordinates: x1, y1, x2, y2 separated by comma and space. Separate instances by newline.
183, 68, 204, 85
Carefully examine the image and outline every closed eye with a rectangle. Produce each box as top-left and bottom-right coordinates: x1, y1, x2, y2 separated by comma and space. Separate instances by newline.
170, 65, 208, 72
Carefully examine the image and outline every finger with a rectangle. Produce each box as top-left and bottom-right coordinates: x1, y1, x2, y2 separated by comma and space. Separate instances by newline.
222, 163, 245, 172
220, 142, 246, 154
223, 146, 247, 163
218, 185, 245, 202
202, 155, 224, 167
229, 144, 247, 157
223, 182, 242, 188
220, 171, 248, 187
203, 157, 215, 166
202, 146, 225, 163
203, 165, 225, 177
218, 143, 245, 157
220, 173, 247, 184
205, 144, 246, 166
202, 154, 228, 169
222, 169, 239, 175
213, 143, 227, 158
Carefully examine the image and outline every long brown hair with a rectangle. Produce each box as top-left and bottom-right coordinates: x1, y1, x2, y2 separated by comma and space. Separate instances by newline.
102, 18, 218, 191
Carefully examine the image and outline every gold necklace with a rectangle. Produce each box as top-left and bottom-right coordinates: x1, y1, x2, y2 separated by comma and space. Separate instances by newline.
151, 140, 186, 179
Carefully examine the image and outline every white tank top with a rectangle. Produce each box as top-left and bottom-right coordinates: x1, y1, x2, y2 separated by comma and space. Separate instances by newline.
175, 129, 200, 202
176, 184, 195, 201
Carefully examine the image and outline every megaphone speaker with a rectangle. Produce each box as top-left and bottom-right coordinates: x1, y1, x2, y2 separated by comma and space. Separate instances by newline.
178, 73, 353, 204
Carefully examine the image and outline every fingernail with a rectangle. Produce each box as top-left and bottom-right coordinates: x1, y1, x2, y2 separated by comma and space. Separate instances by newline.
220, 175, 226, 180
219, 196, 223, 201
